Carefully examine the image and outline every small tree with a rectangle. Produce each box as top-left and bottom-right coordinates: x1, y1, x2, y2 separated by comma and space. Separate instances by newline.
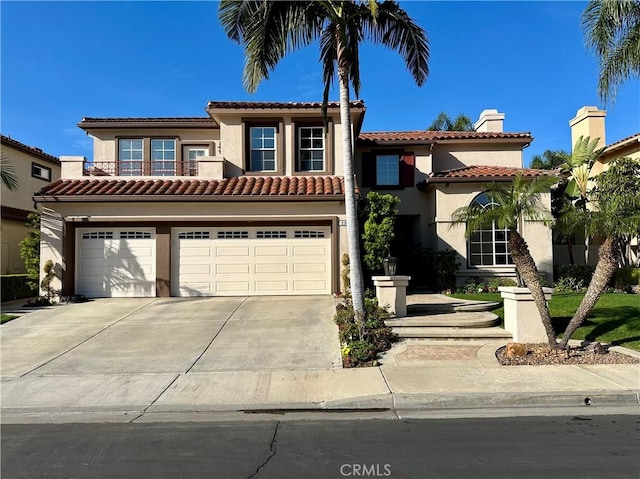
529, 149, 570, 170
40, 260, 60, 303
451, 175, 559, 349
360, 191, 400, 272
558, 157, 640, 348
19, 212, 41, 290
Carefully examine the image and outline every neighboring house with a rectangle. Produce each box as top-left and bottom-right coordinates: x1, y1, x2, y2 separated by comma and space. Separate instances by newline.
555, 106, 640, 266
1, 135, 60, 274
33, 102, 553, 298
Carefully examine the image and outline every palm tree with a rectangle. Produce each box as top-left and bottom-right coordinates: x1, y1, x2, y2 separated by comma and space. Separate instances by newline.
219, 0, 429, 319
529, 149, 570, 170
557, 157, 640, 348
582, 0, 640, 103
427, 112, 475, 131
451, 175, 559, 349
0, 155, 19, 191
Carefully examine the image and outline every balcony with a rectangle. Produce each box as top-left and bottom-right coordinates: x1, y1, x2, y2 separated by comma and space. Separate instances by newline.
84, 160, 199, 177
61, 156, 228, 180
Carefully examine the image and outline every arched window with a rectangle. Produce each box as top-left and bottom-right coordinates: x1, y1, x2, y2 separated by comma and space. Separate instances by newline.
468, 192, 513, 266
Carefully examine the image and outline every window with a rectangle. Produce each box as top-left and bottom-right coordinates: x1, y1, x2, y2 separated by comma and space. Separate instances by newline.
178, 231, 211, 239
151, 139, 176, 176
468, 193, 513, 266
294, 230, 325, 238
186, 147, 207, 176
32, 163, 52, 181
118, 139, 144, 176
257, 231, 287, 239
119, 232, 152, 239
376, 154, 400, 186
298, 126, 325, 171
82, 232, 114, 239
250, 127, 276, 172
217, 231, 249, 239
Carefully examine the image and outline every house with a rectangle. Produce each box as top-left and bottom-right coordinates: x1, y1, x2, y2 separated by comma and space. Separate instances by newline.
558, 106, 640, 266
33, 101, 553, 298
1, 135, 60, 274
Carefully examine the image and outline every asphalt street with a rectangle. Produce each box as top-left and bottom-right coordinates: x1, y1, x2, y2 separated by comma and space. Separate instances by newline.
2, 415, 638, 479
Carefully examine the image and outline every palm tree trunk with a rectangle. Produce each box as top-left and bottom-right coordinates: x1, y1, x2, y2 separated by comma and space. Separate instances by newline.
337, 64, 365, 321
558, 236, 619, 349
508, 230, 558, 349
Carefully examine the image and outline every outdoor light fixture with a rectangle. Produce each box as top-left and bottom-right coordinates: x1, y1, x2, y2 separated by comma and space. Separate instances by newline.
383, 255, 397, 276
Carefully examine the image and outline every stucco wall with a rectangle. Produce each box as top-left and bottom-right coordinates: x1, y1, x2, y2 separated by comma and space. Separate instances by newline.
431, 143, 523, 171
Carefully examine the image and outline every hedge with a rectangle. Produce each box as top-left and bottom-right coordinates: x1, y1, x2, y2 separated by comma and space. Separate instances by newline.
1, 275, 37, 302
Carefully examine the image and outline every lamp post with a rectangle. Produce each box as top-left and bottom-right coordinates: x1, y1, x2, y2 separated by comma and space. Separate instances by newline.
383, 254, 397, 276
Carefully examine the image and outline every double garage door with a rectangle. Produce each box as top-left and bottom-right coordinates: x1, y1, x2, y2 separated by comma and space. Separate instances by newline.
76, 226, 331, 297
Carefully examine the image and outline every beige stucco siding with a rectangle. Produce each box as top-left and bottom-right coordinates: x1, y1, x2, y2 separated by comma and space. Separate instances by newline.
432, 143, 524, 171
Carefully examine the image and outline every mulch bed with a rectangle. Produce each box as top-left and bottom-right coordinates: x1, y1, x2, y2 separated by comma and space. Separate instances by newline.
496, 343, 639, 366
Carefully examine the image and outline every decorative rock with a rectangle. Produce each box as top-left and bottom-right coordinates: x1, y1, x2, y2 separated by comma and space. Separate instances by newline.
505, 342, 528, 358
585, 342, 606, 355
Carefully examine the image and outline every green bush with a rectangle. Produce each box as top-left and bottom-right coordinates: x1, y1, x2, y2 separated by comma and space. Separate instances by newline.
487, 277, 517, 293
335, 297, 396, 367
555, 265, 596, 285
1, 274, 37, 301
398, 246, 460, 291
614, 268, 640, 293
554, 276, 586, 293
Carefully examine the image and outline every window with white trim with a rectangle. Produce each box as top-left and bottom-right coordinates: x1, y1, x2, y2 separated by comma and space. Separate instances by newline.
375, 154, 400, 186
249, 127, 276, 172
32, 163, 52, 181
82, 232, 114, 239
119, 232, 152, 239
151, 139, 176, 176
294, 230, 325, 238
298, 126, 325, 171
118, 139, 144, 176
217, 231, 249, 239
468, 192, 513, 266
178, 231, 211, 239
256, 231, 287, 239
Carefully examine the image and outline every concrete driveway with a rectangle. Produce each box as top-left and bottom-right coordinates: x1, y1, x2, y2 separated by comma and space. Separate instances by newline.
1, 296, 342, 377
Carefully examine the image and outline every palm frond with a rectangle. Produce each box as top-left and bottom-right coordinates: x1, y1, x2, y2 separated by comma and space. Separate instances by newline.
0, 155, 19, 191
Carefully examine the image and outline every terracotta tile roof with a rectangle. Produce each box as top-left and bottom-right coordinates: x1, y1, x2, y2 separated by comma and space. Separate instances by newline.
602, 133, 640, 157
206, 100, 365, 110
78, 117, 217, 129
418, 165, 556, 187
358, 130, 532, 144
1, 205, 32, 221
34, 176, 349, 202
0, 134, 60, 164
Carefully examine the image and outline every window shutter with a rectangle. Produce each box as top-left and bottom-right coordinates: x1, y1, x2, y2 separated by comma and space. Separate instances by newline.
361, 152, 376, 187
400, 152, 415, 187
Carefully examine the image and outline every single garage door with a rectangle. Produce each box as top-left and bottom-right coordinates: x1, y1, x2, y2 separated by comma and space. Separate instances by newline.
76, 228, 156, 297
172, 226, 331, 296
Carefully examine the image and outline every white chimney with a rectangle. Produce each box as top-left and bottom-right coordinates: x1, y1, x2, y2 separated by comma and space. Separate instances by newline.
474, 109, 505, 132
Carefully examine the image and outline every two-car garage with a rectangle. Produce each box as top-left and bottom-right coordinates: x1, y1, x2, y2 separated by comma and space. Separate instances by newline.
75, 226, 332, 298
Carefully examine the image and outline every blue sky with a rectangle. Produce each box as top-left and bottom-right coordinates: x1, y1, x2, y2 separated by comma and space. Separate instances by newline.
1, 1, 638, 166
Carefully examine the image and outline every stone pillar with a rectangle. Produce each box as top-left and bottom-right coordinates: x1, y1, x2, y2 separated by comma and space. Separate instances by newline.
499, 286, 553, 343
60, 156, 86, 179
372, 275, 411, 317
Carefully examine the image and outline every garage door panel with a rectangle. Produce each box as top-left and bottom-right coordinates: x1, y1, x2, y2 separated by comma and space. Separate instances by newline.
173, 227, 331, 297
76, 228, 156, 298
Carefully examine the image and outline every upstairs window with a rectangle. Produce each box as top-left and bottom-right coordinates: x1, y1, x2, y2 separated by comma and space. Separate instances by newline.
151, 139, 176, 176
468, 192, 513, 267
249, 127, 277, 172
376, 154, 400, 186
361, 151, 415, 189
118, 139, 143, 176
32, 163, 52, 181
298, 126, 325, 172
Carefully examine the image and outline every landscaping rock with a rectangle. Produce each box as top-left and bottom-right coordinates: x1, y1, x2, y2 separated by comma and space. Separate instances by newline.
505, 343, 527, 358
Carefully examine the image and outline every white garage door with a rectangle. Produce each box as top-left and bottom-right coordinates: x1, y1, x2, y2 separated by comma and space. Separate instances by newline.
172, 226, 331, 296
76, 228, 156, 298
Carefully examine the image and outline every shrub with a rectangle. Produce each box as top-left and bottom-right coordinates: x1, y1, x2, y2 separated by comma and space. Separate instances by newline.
0, 274, 37, 301
555, 265, 596, 285
360, 191, 400, 272
554, 276, 585, 293
335, 297, 396, 367
614, 267, 640, 291
398, 246, 460, 291
487, 277, 517, 292
458, 278, 484, 294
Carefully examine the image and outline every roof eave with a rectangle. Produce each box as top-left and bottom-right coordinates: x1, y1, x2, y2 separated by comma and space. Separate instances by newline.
33, 194, 346, 204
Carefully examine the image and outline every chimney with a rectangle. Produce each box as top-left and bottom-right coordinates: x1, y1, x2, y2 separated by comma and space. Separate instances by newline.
569, 106, 606, 150
474, 109, 505, 132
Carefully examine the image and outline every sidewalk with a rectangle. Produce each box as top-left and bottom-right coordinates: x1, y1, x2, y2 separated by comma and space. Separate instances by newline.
1, 296, 639, 423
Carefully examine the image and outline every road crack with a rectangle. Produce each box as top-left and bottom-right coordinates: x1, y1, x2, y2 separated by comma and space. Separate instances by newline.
248, 421, 280, 478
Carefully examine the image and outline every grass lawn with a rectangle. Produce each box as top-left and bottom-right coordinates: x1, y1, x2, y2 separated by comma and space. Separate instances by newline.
451, 292, 640, 351
1, 314, 18, 324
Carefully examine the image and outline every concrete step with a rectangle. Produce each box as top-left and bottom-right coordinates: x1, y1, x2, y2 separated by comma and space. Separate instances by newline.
407, 301, 501, 314
390, 326, 512, 341
386, 311, 500, 329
